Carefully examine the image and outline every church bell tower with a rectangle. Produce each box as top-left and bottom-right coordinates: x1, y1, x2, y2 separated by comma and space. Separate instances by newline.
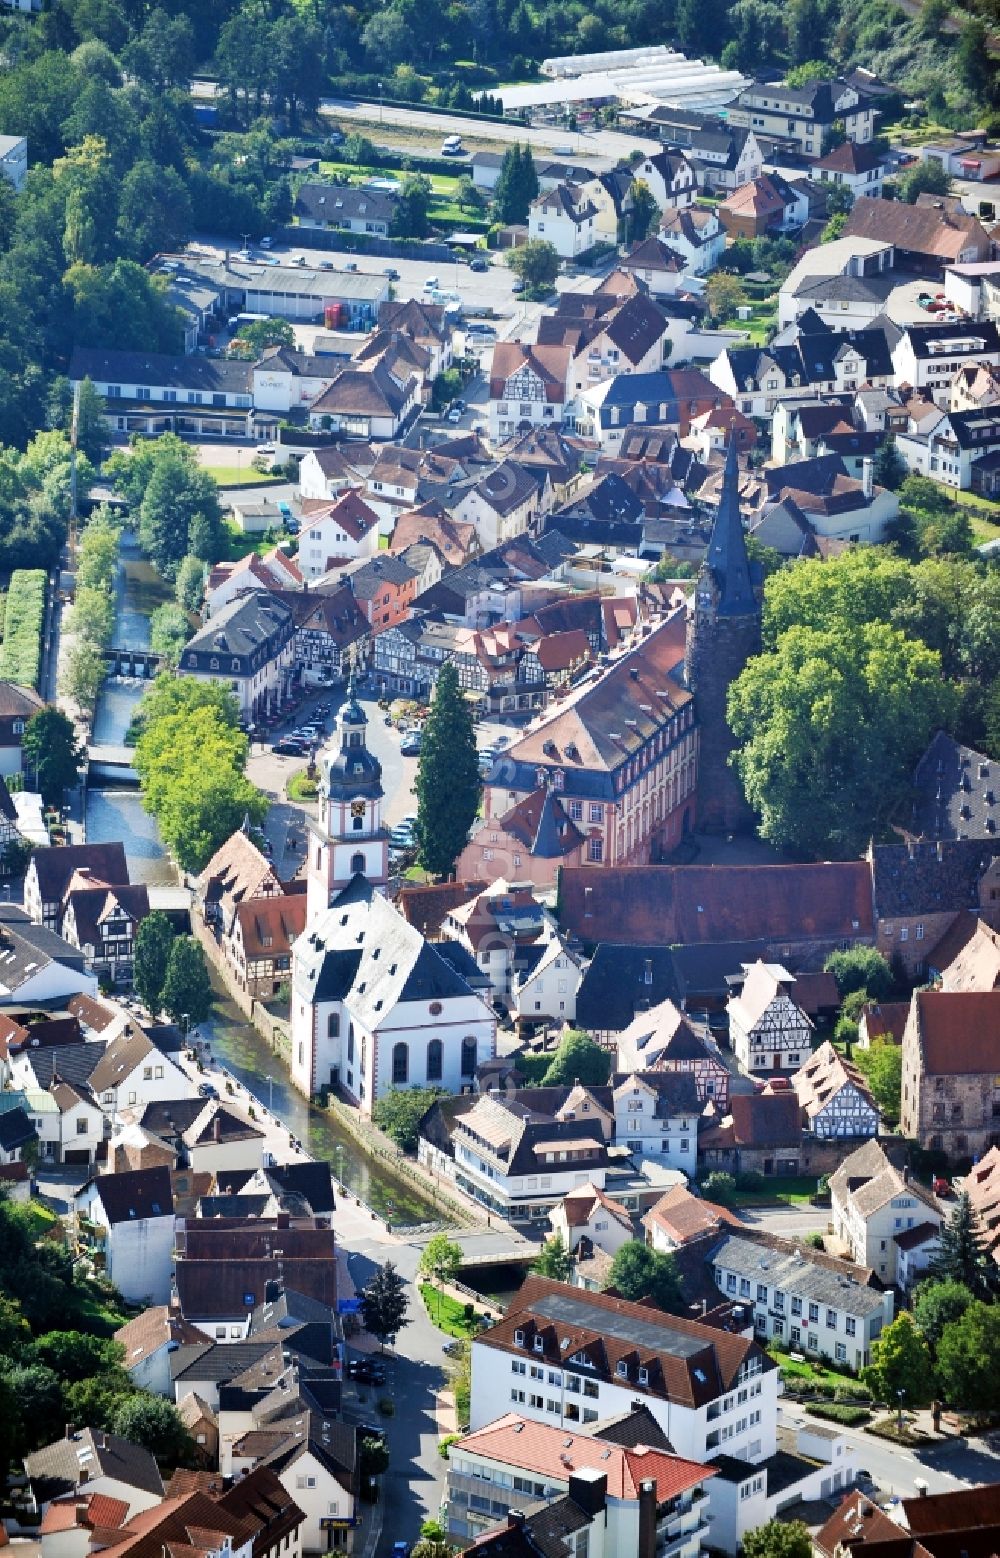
685, 439, 762, 834
306, 682, 388, 920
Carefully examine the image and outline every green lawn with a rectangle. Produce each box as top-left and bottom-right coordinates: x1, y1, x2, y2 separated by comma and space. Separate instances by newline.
945, 487, 1000, 543
204, 466, 282, 488
319, 159, 464, 197
287, 768, 319, 802
728, 1175, 823, 1206
419, 1282, 484, 1338
219, 519, 299, 561
772, 1348, 866, 1392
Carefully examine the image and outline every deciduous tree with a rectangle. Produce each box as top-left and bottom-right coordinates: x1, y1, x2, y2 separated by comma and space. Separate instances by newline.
743, 1521, 812, 1558
912, 1279, 974, 1348
861, 1312, 933, 1407
22, 707, 83, 804
533, 1232, 573, 1281
541, 1029, 611, 1087
605, 1241, 683, 1313
134, 910, 176, 1014
728, 622, 954, 857
935, 1301, 1000, 1410
372, 1087, 443, 1152
506, 238, 560, 293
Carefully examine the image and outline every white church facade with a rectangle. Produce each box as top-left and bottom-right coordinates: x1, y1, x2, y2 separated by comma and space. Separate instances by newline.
289, 688, 496, 1110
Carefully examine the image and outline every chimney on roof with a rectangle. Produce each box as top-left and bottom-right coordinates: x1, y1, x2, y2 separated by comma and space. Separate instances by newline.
65, 1424, 77, 1442
213, 1115, 222, 1142
568, 1470, 608, 1518
638, 1479, 658, 1558
507, 1512, 527, 1530
861, 458, 873, 500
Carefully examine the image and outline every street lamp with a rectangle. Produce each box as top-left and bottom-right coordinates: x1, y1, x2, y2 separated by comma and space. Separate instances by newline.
181, 1012, 190, 1037
266, 1074, 274, 1112
897, 1389, 906, 1435
378, 82, 384, 124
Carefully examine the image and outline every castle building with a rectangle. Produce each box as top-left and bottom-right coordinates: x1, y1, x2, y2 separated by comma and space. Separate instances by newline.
305, 685, 388, 920
685, 438, 762, 832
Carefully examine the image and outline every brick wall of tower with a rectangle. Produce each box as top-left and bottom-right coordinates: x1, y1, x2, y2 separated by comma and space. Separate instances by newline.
685, 599, 761, 833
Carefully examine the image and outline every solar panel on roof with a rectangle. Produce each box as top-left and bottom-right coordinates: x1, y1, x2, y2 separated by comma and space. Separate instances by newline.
531, 1292, 708, 1358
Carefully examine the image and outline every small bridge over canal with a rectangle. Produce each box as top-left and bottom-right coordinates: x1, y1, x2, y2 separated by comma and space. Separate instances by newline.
101, 647, 164, 678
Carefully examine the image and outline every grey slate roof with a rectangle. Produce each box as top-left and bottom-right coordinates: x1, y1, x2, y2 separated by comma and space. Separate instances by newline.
708, 1230, 888, 1316
20, 1042, 106, 1092
69, 347, 253, 396
576, 945, 679, 1032
25, 1429, 164, 1503
910, 731, 999, 841
871, 838, 1000, 918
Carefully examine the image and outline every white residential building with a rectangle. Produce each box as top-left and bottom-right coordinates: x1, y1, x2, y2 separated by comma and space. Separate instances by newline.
548, 1181, 635, 1259
447, 1412, 713, 1554
0, 134, 27, 191
451, 1093, 612, 1222
511, 934, 583, 1025
529, 183, 599, 259
297, 491, 380, 580
27, 1082, 104, 1166
74, 1165, 175, 1304
612, 1072, 701, 1177
831, 1139, 943, 1286
24, 1429, 164, 1518
727, 961, 813, 1076
891, 321, 1000, 408
708, 1229, 894, 1370
87, 1021, 196, 1118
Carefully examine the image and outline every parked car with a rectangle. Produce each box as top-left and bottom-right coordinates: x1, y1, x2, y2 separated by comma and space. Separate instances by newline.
347, 1359, 387, 1384
469, 256, 488, 272
933, 1177, 952, 1196
198, 1083, 220, 1099
259, 236, 273, 249
256, 443, 275, 455
344, 261, 358, 272
446, 407, 462, 424
511, 277, 525, 294
320, 260, 334, 271
273, 740, 307, 756
384, 266, 400, 279
400, 736, 422, 756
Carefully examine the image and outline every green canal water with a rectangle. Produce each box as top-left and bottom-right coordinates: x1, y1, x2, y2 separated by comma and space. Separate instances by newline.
203, 989, 439, 1225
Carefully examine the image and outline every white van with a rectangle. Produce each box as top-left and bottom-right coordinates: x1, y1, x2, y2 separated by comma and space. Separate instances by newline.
423, 276, 440, 292
441, 135, 463, 155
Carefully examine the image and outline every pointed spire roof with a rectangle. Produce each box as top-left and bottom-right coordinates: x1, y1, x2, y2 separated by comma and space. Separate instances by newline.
703, 439, 757, 617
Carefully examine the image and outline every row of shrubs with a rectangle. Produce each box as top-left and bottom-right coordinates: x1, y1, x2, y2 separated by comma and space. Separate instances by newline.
805, 1402, 873, 1427
0, 570, 46, 688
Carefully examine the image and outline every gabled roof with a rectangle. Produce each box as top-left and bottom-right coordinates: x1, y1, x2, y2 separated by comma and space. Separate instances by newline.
793, 1040, 877, 1122
912, 989, 1000, 1076
25, 1429, 164, 1503
558, 861, 874, 947
498, 786, 585, 859
844, 195, 990, 262
490, 342, 572, 404
482, 1275, 771, 1405
453, 1411, 712, 1502
701, 1090, 802, 1149
87, 1164, 174, 1224
234, 893, 307, 962
642, 1185, 741, 1246
196, 827, 280, 908
28, 842, 128, 903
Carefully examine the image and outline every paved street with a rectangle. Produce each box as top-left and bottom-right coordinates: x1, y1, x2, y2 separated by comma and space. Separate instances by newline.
247, 688, 419, 882
777, 1401, 1000, 1503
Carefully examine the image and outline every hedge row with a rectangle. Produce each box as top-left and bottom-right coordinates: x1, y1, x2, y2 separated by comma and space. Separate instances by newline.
805, 1402, 872, 1427
0, 571, 46, 689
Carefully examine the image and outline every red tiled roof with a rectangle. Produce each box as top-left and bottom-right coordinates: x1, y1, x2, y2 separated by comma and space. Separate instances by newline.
558, 861, 874, 946
641, 1185, 741, 1245
915, 990, 1000, 1075
454, 1412, 714, 1501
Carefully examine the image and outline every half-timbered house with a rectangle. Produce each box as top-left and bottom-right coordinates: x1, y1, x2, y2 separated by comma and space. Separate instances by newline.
792, 1041, 879, 1140
727, 961, 813, 1076
617, 997, 731, 1110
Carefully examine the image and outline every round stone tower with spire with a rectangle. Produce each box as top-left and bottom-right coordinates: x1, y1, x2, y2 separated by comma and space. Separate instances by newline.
685, 439, 762, 833
306, 678, 388, 919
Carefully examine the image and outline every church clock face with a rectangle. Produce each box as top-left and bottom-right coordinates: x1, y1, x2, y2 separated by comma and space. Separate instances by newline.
350, 800, 366, 819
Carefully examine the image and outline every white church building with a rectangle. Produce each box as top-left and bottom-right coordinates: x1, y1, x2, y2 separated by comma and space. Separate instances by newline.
289, 689, 496, 1110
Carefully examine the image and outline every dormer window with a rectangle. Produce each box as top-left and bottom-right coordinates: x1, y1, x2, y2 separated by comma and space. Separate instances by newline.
515, 1329, 526, 1346
616, 1361, 628, 1378
638, 1366, 649, 1384
533, 1336, 544, 1353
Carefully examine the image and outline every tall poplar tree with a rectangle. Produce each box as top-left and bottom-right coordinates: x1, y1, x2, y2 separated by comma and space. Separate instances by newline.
415, 661, 480, 878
